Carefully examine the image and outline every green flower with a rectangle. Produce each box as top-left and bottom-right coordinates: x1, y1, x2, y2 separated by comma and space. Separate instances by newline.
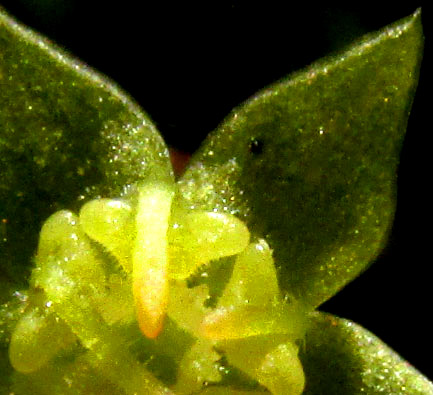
0, 6, 431, 394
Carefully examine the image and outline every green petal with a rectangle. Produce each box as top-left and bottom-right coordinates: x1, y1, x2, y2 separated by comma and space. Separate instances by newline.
179, 10, 423, 307
0, 7, 173, 286
301, 312, 433, 394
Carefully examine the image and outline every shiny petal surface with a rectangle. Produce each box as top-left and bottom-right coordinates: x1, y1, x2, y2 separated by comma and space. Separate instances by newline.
0, 7, 173, 285
301, 312, 433, 394
179, 10, 423, 308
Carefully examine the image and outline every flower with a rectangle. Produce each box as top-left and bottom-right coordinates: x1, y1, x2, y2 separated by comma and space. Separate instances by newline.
0, 6, 432, 395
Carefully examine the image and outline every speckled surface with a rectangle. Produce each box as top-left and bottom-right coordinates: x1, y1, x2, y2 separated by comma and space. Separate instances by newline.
301, 312, 433, 394
0, 7, 173, 285
179, 10, 423, 309
0, 6, 430, 394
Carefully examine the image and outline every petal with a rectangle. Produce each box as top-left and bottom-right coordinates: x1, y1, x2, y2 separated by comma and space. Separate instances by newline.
200, 303, 305, 341
0, 8, 173, 285
168, 211, 250, 279
79, 198, 135, 272
301, 312, 433, 394
32, 207, 170, 392
9, 308, 74, 373
219, 239, 279, 307
179, 10, 423, 307
220, 337, 305, 395
174, 338, 222, 393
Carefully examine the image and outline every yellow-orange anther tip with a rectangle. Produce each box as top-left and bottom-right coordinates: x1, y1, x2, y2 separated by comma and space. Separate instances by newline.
133, 274, 168, 339
134, 293, 167, 339
136, 309, 165, 339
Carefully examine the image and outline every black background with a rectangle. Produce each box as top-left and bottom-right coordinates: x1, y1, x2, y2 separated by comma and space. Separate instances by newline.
1, 1, 431, 380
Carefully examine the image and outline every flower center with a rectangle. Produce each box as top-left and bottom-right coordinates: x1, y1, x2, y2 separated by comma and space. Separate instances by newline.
9, 182, 307, 394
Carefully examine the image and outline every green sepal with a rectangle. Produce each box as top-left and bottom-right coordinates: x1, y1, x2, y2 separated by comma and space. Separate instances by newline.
0, 7, 173, 285
179, 10, 423, 308
301, 312, 433, 394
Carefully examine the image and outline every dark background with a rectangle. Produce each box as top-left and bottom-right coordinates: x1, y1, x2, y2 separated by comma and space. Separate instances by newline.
1, 1, 431, 380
